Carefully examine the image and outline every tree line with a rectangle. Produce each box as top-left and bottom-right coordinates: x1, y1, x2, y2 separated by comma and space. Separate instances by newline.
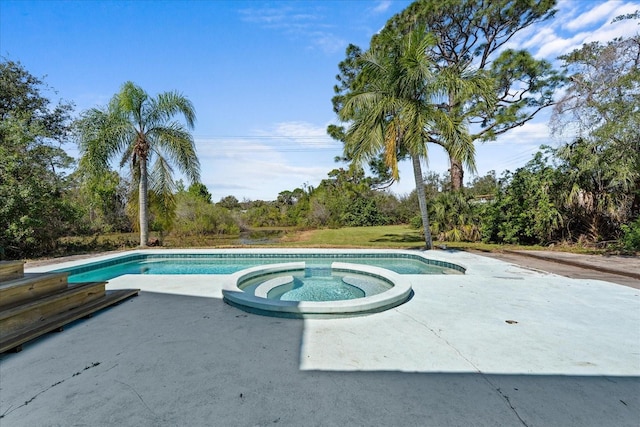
1, 1, 638, 259
327, 0, 637, 250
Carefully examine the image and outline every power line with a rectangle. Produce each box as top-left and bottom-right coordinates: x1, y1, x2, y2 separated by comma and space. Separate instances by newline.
194, 135, 337, 142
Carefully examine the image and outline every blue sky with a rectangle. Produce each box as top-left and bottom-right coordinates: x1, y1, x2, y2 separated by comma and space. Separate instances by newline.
2, 0, 638, 202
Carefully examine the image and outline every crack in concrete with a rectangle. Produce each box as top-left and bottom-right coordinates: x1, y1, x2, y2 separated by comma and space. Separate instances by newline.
395, 310, 530, 427
115, 380, 160, 421
1, 361, 101, 419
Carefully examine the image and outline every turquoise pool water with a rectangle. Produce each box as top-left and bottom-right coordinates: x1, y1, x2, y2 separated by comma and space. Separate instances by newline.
277, 276, 366, 301
240, 273, 369, 302
237, 267, 393, 302
63, 254, 464, 283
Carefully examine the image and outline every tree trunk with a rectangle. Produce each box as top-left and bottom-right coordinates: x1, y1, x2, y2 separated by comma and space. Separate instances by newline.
450, 157, 464, 191
139, 158, 149, 248
447, 86, 464, 192
412, 154, 433, 250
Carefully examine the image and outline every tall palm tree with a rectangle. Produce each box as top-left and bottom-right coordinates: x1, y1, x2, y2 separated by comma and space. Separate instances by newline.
76, 81, 200, 247
339, 29, 491, 249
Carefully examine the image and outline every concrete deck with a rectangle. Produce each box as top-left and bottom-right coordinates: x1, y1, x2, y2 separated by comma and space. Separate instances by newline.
477, 250, 640, 289
1, 250, 638, 426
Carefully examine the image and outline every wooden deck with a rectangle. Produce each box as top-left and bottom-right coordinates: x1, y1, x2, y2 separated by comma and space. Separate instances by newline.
0, 260, 138, 353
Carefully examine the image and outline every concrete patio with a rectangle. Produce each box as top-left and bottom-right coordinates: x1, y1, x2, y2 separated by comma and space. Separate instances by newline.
1, 250, 638, 426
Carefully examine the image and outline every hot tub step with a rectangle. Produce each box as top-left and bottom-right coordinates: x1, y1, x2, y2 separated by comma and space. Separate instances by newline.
254, 275, 295, 298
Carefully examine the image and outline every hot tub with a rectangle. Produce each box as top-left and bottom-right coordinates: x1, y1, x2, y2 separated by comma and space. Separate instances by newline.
222, 262, 413, 318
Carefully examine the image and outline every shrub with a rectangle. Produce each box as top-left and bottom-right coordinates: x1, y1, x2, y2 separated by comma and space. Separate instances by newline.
621, 218, 640, 252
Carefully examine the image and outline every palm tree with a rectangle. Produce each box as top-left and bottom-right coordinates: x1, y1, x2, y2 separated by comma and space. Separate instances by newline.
339, 29, 486, 249
76, 81, 200, 247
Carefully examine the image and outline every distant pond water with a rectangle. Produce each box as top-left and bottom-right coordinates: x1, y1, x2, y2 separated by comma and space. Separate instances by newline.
236, 229, 286, 245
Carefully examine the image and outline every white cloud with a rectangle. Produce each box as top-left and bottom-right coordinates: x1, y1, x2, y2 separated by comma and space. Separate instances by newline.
471, 120, 560, 174
309, 32, 347, 54
563, 1, 619, 31
256, 121, 339, 149
202, 152, 332, 201
583, 10, 640, 43
372, 1, 392, 14
534, 29, 591, 58
490, 121, 552, 146
238, 6, 295, 26
518, 26, 554, 50
559, 2, 640, 52
194, 121, 343, 201
505, 1, 640, 60
238, 4, 345, 54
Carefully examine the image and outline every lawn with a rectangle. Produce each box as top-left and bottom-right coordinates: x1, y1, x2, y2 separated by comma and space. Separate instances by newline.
50, 225, 610, 261
282, 225, 428, 248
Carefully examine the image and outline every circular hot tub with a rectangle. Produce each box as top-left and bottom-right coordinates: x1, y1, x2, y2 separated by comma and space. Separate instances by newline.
222, 262, 412, 318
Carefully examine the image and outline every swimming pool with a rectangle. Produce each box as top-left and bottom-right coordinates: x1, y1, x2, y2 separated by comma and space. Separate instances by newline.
39, 249, 465, 318
59, 252, 465, 283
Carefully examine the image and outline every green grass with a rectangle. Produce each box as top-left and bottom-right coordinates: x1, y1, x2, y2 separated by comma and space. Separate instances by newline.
278, 226, 618, 254
281, 225, 425, 248
50, 225, 617, 260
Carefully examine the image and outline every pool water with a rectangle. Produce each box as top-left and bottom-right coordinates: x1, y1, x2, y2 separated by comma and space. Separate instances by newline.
68, 259, 260, 282
238, 267, 393, 302
65, 255, 463, 283
276, 276, 366, 301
